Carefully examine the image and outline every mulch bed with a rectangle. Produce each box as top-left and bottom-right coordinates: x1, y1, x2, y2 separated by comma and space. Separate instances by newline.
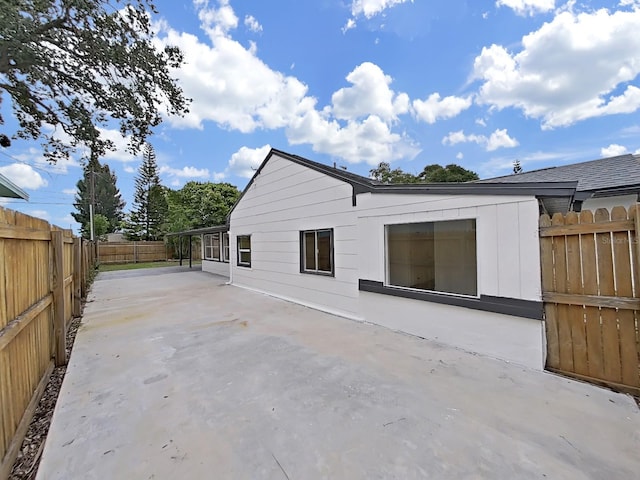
9, 315, 82, 480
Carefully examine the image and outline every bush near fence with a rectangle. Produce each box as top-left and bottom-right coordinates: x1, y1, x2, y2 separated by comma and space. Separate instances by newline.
0, 206, 94, 479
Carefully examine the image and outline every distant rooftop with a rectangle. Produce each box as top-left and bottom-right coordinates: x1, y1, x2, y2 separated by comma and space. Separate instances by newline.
0, 172, 28, 200
478, 154, 640, 198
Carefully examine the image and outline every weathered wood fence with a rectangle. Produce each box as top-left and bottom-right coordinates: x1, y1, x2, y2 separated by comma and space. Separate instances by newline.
97, 240, 201, 264
97, 241, 168, 264
540, 205, 640, 396
0, 207, 95, 478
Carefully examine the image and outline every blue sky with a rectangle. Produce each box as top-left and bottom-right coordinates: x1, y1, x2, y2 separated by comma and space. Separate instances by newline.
1, 0, 639, 231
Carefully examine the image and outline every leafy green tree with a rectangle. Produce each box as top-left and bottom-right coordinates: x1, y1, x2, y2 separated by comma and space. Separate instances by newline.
124, 143, 167, 240
84, 214, 110, 240
0, 0, 189, 162
72, 155, 126, 238
164, 181, 241, 257
370, 162, 479, 184
369, 162, 419, 184
418, 164, 479, 182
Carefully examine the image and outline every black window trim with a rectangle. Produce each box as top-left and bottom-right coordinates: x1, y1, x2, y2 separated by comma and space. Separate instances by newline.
385, 218, 478, 297
237, 234, 252, 268
299, 228, 335, 277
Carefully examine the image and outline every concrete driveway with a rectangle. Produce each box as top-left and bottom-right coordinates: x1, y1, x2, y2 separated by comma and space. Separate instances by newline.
37, 268, 640, 479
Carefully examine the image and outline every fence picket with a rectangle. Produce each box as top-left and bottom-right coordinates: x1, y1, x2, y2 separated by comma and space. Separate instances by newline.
540, 214, 560, 369
579, 210, 605, 379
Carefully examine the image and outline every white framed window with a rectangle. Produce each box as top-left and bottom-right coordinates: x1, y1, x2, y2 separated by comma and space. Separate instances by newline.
203, 232, 229, 262
386, 219, 477, 296
203, 234, 214, 260
222, 233, 229, 262
300, 229, 334, 276
237, 235, 251, 267
212, 233, 220, 260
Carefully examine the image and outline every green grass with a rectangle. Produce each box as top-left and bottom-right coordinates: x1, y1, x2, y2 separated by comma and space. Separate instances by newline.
98, 260, 202, 272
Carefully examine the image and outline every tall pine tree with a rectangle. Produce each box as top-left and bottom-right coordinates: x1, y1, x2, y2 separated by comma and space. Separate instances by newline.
125, 143, 167, 240
72, 154, 126, 239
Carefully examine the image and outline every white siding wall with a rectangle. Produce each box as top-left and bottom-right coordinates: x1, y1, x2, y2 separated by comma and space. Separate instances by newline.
356, 193, 544, 369
582, 194, 637, 212
230, 154, 360, 319
356, 193, 542, 300
230, 155, 545, 369
202, 259, 230, 278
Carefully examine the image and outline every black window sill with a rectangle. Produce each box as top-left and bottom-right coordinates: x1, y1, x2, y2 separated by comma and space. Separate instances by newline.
358, 279, 542, 320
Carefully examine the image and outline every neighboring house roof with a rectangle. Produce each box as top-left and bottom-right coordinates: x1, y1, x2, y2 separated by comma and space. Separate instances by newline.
165, 225, 229, 237
477, 154, 640, 201
0, 172, 28, 200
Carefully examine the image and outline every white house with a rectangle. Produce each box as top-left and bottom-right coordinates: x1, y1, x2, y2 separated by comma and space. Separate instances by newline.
227, 149, 577, 370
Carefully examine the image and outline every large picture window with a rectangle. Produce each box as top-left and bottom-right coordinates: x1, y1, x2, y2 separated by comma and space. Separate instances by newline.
386, 219, 477, 296
237, 235, 251, 267
203, 232, 229, 262
300, 229, 334, 275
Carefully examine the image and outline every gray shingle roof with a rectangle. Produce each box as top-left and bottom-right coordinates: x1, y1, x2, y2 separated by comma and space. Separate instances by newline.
477, 154, 640, 194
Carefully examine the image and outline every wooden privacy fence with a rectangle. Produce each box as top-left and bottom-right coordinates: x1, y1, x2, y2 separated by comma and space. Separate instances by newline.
540, 205, 640, 396
97, 241, 168, 264
0, 207, 95, 479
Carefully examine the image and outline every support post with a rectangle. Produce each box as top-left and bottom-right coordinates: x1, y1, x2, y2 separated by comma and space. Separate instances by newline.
52, 230, 67, 366
179, 236, 183, 266
189, 235, 192, 269
73, 237, 82, 316
634, 204, 640, 290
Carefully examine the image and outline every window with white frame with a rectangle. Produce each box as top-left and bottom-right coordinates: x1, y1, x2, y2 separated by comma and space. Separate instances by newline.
386, 219, 477, 296
203, 232, 229, 262
300, 229, 334, 275
222, 233, 229, 262
204, 234, 214, 260
237, 235, 251, 267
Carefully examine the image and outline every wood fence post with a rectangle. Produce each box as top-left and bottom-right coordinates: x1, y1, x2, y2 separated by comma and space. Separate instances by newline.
73, 237, 82, 316
634, 204, 640, 294
52, 230, 67, 366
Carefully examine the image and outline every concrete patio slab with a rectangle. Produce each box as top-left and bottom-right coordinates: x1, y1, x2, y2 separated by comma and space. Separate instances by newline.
37, 269, 640, 479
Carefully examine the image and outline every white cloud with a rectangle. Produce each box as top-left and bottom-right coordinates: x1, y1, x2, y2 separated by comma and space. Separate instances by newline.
27, 210, 50, 220
154, 5, 421, 165
124, 165, 136, 173
474, 6, 640, 128
197, 0, 238, 39
475, 118, 487, 127
456, 152, 464, 160
496, 0, 555, 16
98, 128, 138, 162
442, 130, 486, 147
342, 18, 357, 33
244, 15, 262, 32
63, 188, 77, 195
227, 145, 271, 178
170, 179, 182, 187
412, 93, 472, 124
0, 163, 48, 190
600, 143, 628, 157
159, 165, 210, 179
350, 0, 413, 19
442, 129, 519, 151
331, 62, 410, 122
487, 128, 519, 151
287, 112, 420, 165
